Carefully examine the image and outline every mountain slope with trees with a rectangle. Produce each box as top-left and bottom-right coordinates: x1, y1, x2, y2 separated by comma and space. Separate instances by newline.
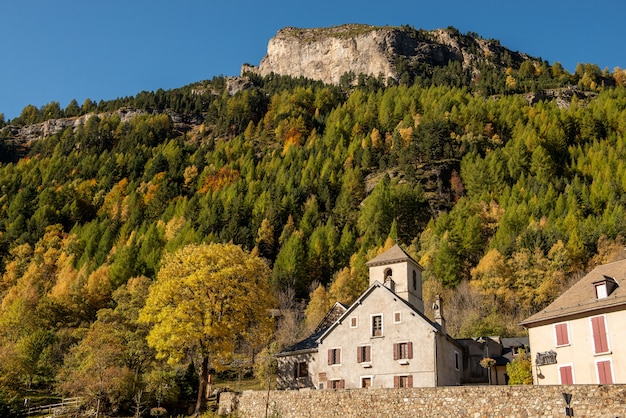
1, 25, 626, 415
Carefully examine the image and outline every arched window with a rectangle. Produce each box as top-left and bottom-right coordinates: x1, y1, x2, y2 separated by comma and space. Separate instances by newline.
384, 268, 393, 281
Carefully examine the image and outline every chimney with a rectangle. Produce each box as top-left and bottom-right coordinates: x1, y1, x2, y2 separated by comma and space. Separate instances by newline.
432, 295, 446, 334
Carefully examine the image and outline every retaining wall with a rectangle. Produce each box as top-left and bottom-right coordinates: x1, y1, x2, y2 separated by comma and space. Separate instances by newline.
219, 385, 626, 417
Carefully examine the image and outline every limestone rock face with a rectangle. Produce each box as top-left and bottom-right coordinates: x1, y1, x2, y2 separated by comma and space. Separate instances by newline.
246, 24, 531, 85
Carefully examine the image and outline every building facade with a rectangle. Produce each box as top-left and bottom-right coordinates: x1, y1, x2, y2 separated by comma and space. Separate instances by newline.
521, 259, 626, 384
276, 245, 464, 389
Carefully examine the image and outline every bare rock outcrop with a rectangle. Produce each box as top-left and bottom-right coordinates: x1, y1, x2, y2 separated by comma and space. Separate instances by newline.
244, 24, 532, 85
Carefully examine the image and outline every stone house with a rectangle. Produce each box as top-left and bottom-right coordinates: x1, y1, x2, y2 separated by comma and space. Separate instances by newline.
520, 258, 626, 384
276, 245, 465, 389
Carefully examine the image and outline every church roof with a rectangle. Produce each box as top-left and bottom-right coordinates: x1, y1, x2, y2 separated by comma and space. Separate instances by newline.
520, 258, 626, 327
365, 244, 422, 269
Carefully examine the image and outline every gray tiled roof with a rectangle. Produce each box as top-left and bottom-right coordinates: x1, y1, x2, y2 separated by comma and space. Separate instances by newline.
520, 258, 626, 327
365, 244, 421, 268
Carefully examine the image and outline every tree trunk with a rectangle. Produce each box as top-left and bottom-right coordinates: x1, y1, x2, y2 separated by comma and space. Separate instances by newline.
194, 356, 209, 415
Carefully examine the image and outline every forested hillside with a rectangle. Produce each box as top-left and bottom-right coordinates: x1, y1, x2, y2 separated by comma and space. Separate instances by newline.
1, 27, 626, 414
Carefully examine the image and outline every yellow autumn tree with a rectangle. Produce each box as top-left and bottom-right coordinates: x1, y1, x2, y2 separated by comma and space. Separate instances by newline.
138, 243, 275, 414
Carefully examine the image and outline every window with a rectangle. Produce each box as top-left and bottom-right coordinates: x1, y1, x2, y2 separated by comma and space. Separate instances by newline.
559, 365, 574, 385
393, 342, 413, 360
596, 359, 613, 384
329, 379, 344, 389
394, 375, 413, 388
350, 317, 358, 328
294, 361, 308, 379
384, 268, 392, 280
412, 271, 417, 290
454, 351, 460, 371
361, 377, 372, 388
394, 312, 401, 323
595, 282, 608, 299
357, 345, 371, 363
372, 314, 383, 337
555, 322, 570, 346
591, 315, 610, 354
328, 348, 341, 365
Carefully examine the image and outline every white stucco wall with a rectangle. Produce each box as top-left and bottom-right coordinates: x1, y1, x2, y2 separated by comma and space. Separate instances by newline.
529, 310, 626, 384
313, 286, 461, 389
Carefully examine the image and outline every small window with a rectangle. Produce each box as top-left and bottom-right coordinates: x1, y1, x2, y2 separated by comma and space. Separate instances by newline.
394, 342, 413, 360
357, 345, 371, 363
595, 283, 608, 299
361, 377, 372, 388
412, 270, 417, 290
328, 348, 341, 365
329, 379, 344, 389
555, 322, 570, 346
294, 361, 308, 379
559, 365, 574, 385
591, 315, 610, 354
454, 351, 460, 371
350, 317, 358, 328
394, 312, 401, 323
596, 359, 613, 384
384, 268, 393, 280
372, 314, 383, 337
394, 375, 413, 388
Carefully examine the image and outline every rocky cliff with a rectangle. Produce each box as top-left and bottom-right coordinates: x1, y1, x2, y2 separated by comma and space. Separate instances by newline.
244, 24, 532, 85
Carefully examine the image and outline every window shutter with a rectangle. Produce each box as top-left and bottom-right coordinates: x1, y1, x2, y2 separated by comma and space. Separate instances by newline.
597, 360, 613, 384
591, 316, 609, 354
394, 376, 399, 388
366, 345, 371, 362
357, 346, 362, 363
559, 366, 573, 385
555, 323, 569, 346
328, 349, 333, 366
407, 375, 413, 388
340, 379, 345, 389
408, 342, 413, 359
393, 343, 399, 360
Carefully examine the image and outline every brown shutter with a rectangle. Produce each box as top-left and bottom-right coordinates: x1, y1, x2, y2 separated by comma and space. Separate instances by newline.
591, 316, 609, 353
357, 346, 362, 363
366, 345, 371, 362
597, 360, 613, 384
559, 366, 573, 385
394, 376, 399, 388
407, 375, 413, 388
340, 379, 345, 389
393, 343, 399, 360
328, 349, 333, 365
555, 323, 569, 346
408, 342, 413, 359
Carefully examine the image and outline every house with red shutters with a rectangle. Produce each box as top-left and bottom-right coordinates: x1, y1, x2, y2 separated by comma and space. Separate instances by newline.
521, 259, 626, 384
275, 245, 465, 390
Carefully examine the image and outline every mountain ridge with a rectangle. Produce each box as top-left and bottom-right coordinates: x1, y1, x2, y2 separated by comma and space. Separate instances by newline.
243, 24, 535, 85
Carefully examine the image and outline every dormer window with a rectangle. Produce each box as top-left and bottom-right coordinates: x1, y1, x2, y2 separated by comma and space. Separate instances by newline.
593, 275, 618, 299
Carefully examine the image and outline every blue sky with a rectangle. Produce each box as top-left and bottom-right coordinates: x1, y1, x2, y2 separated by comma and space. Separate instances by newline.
1, 0, 624, 120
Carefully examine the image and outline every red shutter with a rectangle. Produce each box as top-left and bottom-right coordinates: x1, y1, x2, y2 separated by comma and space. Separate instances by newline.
591, 316, 609, 354
394, 376, 399, 388
393, 343, 399, 360
597, 360, 613, 384
555, 323, 569, 346
559, 366, 573, 385
357, 346, 362, 363
407, 375, 413, 388
408, 342, 413, 359
328, 349, 333, 365
366, 345, 371, 362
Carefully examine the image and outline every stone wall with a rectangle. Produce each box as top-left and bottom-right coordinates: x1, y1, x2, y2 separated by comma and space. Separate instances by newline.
219, 385, 626, 417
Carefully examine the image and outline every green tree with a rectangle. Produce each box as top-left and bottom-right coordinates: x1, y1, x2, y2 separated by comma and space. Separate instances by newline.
138, 243, 275, 414
506, 348, 533, 384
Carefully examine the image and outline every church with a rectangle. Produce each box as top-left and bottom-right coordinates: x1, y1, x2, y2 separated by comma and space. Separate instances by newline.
275, 244, 466, 389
